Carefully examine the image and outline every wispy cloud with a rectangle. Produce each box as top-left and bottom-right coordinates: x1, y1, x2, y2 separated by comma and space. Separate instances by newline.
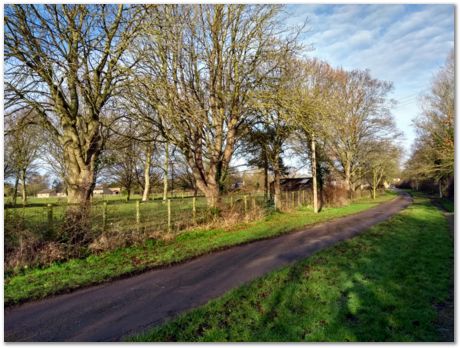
286, 4, 454, 154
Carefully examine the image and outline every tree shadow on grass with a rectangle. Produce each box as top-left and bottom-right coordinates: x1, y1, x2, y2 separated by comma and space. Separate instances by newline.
248, 199, 453, 342
133, 199, 453, 342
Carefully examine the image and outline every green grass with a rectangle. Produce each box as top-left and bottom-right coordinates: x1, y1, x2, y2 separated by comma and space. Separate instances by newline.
5, 195, 212, 237
405, 190, 454, 213
130, 196, 453, 342
435, 198, 454, 213
4, 192, 395, 306
4, 192, 197, 206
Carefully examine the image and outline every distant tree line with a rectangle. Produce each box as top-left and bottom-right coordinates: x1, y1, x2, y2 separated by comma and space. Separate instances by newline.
400, 50, 454, 199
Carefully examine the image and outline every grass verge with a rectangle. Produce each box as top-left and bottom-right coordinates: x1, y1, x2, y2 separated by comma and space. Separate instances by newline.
130, 196, 453, 342
5, 193, 395, 306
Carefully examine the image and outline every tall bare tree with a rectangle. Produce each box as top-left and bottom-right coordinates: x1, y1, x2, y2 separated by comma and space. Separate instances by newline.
5, 4, 145, 205
408, 50, 454, 197
4, 113, 42, 206
133, 4, 301, 207
364, 140, 401, 199
320, 68, 397, 197
282, 58, 336, 213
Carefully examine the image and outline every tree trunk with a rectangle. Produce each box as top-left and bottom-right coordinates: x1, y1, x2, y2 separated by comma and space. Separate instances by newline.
344, 160, 353, 200
439, 180, 443, 198
20, 168, 27, 206
273, 162, 281, 210
127, 188, 131, 201
142, 145, 153, 202
163, 142, 169, 202
12, 173, 19, 207
311, 135, 318, 214
64, 140, 98, 205
203, 183, 220, 208
372, 171, 377, 200
263, 155, 269, 201
66, 169, 96, 205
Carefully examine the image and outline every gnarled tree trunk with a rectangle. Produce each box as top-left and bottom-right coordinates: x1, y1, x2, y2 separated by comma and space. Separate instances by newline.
64, 136, 99, 205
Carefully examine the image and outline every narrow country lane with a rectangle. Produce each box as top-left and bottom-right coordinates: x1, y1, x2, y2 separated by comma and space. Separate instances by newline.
5, 192, 412, 342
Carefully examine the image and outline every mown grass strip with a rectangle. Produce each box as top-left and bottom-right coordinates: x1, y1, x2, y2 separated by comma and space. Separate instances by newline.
130, 197, 453, 342
5, 193, 395, 306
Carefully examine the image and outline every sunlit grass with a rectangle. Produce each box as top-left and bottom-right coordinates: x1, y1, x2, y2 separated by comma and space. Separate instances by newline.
130, 197, 452, 342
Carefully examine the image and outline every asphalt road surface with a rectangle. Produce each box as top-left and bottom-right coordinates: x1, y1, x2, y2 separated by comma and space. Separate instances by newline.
5, 192, 412, 342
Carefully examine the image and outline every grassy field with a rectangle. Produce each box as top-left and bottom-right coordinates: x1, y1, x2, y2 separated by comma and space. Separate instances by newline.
130, 196, 453, 342
5, 195, 213, 237
4, 192, 395, 306
4, 192, 196, 206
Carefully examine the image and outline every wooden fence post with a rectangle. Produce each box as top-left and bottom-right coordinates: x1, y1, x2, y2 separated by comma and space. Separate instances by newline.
47, 204, 53, 232
167, 199, 171, 233
252, 195, 256, 209
102, 201, 107, 231
192, 197, 196, 223
298, 190, 301, 206
230, 195, 233, 209
243, 195, 248, 215
302, 190, 306, 205
291, 191, 295, 208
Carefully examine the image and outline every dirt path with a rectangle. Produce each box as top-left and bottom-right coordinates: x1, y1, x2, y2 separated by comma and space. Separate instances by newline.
4, 193, 412, 342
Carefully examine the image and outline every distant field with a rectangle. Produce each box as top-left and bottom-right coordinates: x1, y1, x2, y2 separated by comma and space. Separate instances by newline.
4, 192, 197, 206
5, 193, 265, 238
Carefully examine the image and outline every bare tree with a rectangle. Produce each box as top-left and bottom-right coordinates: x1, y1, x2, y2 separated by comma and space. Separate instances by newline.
408, 50, 454, 197
320, 68, 397, 197
133, 4, 301, 208
282, 58, 336, 213
5, 4, 145, 205
5, 112, 42, 206
105, 121, 143, 201
364, 140, 401, 199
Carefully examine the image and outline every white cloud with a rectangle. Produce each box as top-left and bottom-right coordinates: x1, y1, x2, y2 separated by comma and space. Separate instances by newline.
287, 4, 454, 153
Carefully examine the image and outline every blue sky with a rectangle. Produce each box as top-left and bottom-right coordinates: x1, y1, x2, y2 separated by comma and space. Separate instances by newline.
285, 4, 454, 158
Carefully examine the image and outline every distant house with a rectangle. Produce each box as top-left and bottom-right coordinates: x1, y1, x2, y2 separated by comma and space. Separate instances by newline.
93, 186, 114, 195
108, 187, 121, 195
270, 177, 312, 193
37, 189, 57, 198
56, 192, 67, 197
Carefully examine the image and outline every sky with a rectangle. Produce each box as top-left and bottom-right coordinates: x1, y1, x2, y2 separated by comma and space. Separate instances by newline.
285, 4, 455, 159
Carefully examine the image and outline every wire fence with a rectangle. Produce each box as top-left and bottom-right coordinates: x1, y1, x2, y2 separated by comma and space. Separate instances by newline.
8, 188, 379, 272
5, 190, 314, 239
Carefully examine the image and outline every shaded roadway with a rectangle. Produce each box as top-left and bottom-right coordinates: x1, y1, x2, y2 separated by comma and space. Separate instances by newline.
4, 192, 412, 342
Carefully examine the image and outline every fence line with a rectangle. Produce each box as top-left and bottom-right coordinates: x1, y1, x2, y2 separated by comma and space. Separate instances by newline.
5, 190, 316, 238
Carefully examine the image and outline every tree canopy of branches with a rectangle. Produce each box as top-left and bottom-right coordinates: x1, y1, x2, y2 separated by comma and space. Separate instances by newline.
5, 4, 145, 205
4, 111, 42, 206
131, 4, 301, 207
4, 3, 406, 213
404, 50, 454, 197
320, 68, 397, 195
